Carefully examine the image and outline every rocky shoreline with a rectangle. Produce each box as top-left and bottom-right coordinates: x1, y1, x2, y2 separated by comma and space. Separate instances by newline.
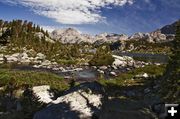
0, 50, 159, 81
0, 49, 164, 82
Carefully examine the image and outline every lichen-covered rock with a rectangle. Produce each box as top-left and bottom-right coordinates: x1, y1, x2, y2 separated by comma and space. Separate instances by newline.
32, 85, 53, 104
33, 82, 104, 119
35, 53, 46, 60
112, 55, 135, 68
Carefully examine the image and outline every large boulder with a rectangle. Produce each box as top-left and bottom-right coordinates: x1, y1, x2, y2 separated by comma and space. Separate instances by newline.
110, 71, 117, 76
19, 52, 31, 64
99, 66, 108, 70
112, 59, 126, 68
35, 53, 46, 60
33, 82, 104, 119
11, 53, 21, 58
32, 85, 53, 104
41, 60, 52, 66
5, 55, 18, 63
0, 54, 4, 63
2, 53, 32, 63
20, 52, 28, 59
112, 55, 135, 68
20, 59, 31, 64
52, 90, 102, 118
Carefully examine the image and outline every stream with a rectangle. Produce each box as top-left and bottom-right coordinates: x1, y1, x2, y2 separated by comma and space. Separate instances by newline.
14, 65, 98, 83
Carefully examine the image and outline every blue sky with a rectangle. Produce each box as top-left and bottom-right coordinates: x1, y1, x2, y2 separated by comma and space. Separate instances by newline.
0, 0, 179, 35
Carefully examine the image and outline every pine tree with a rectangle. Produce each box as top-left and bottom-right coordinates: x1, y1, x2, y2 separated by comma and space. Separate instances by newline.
0, 20, 3, 29
45, 30, 49, 37
27, 22, 33, 33
36, 25, 41, 32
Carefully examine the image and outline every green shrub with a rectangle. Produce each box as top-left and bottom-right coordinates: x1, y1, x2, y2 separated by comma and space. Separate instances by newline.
89, 46, 114, 66
98, 65, 166, 87
0, 69, 69, 91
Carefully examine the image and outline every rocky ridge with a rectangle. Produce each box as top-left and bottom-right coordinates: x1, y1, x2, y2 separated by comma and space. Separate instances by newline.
49, 21, 179, 44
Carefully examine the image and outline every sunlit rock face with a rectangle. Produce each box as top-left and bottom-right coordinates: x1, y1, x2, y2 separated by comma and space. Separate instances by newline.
129, 32, 145, 40
112, 55, 135, 68
118, 34, 129, 41
149, 30, 167, 43
144, 33, 154, 43
128, 30, 174, 43
33, 85, 53, 104
51, 28, 95, 44
33, 82, 104, 119
35, 32, 55, 43
51, 90, 102, 118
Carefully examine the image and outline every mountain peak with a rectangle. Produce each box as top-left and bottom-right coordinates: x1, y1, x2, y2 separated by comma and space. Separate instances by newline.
160, 20, 180, 35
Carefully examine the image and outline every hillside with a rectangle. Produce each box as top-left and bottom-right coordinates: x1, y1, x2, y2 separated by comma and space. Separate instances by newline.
0, 19, 175, 67
0, 20, 94, 65
160, 20, 180, 103
0, 19, 179, 119
160, 20, 179, 35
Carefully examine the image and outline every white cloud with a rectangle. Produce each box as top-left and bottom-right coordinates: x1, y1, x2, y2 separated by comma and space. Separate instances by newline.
3, 0, 134, 24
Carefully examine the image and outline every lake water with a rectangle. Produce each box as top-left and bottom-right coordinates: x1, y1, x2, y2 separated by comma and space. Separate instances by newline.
114, 52, 169, 63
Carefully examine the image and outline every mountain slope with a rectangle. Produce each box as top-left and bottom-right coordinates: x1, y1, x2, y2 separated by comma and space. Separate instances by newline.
160, 20, 180, 103
160, 20, 180, 35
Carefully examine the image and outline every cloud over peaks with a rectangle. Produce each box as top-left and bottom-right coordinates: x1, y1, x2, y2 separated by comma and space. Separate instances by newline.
2, 0, 133, 24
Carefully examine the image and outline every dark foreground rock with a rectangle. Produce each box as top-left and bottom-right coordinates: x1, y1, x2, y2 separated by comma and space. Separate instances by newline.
33, 81, 161, 119
99, 98, 157, 119
33, 82, 104, 119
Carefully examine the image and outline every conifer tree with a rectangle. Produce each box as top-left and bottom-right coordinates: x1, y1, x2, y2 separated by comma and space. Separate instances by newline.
45, 30, 49, 37
0, 20, 3, 29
